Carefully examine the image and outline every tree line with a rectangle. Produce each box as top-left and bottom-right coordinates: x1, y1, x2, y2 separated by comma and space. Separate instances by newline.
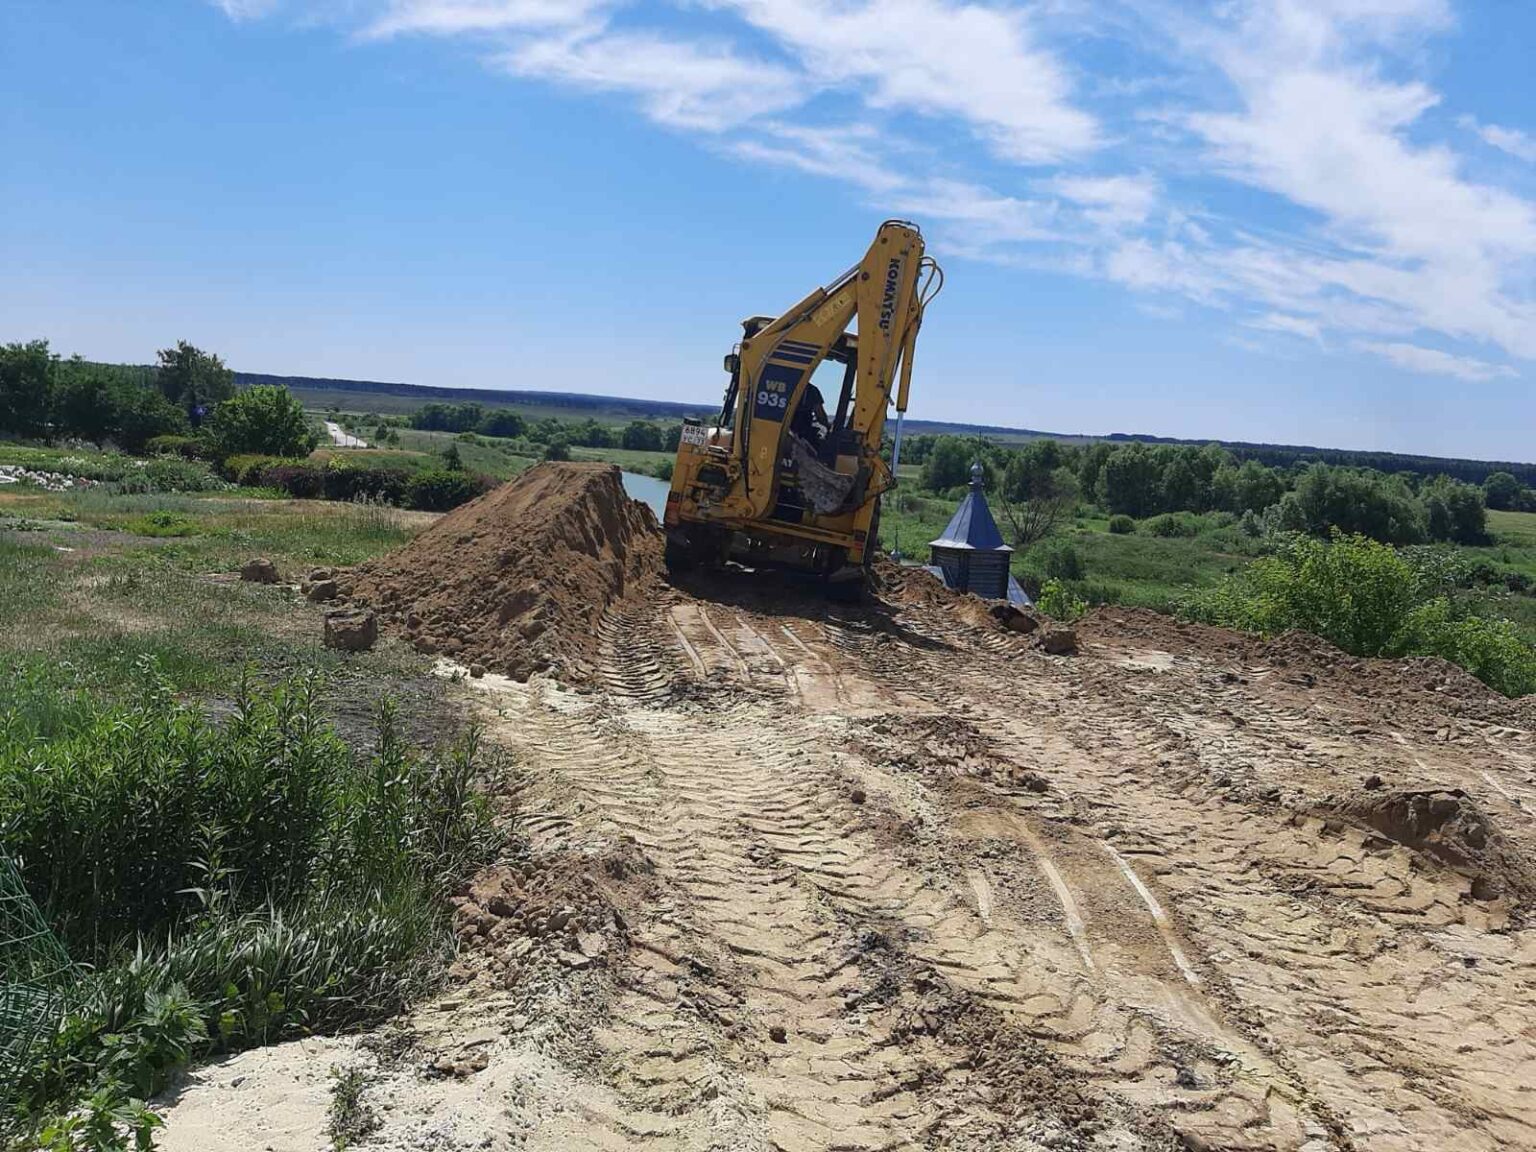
0, 339, 317, 459
409, 401, 681, 454
908, 433, 1507, 547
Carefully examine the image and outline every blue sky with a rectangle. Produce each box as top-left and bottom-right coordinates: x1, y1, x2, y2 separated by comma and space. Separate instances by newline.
3, 0, 1534, 459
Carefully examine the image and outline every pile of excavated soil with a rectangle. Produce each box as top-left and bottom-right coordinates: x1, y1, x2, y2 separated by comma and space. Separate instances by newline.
1330, 788, 1536, 907
348, 463, 664, 681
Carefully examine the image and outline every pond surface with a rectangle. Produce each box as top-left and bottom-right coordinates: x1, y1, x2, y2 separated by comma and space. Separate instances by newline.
620, 471, 670, 519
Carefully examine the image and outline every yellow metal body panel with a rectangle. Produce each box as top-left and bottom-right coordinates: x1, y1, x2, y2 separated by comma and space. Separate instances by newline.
666, 220, 937, 573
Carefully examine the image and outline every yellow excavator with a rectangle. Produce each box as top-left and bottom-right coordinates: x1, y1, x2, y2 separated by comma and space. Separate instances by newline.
663, 220, 942, 591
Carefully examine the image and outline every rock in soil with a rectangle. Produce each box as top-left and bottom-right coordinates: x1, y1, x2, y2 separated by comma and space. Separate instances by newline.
1040, 626, 1078, 655
324, 608, 378, 652
239, 557, 279, 584
304, 577, 340, 602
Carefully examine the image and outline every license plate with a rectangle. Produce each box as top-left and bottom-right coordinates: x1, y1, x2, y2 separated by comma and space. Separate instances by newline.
680, 424, 708, 447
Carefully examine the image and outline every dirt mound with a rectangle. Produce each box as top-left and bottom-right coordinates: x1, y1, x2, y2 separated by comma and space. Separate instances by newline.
1334, 788, 1536, 906
348, 462, 664, 681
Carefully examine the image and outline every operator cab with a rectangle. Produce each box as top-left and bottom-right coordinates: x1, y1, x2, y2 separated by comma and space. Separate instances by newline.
716, 317, 860, 465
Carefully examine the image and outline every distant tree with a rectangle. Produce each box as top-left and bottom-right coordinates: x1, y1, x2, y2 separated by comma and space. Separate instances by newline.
111, 383, 187, 453
570, 418, 614, 448
1098, 443, 1162, 517
156, 341, 234, 425
205, 385, 317, 459
52, 359, 119, 442
1159, 452, 1203, 512
0, 339, 55, 439
543, 438, 572, 462
1421, 476, 1487, 545
1001, 439, 1063, 503
620, 421, 663, 452
662, 423, 683, 453
1483, 471, 1523, 511
1076, 441, 1114, 500
479, 409, 526, 438
998, 466, 1079, 550
1288, 464, 1426, 544
442, 441, 465, 471
920, 436, 973, 491
412, 401, 485, 433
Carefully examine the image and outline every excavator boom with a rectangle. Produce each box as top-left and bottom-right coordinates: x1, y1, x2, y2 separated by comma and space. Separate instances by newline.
664, 221, 941, 586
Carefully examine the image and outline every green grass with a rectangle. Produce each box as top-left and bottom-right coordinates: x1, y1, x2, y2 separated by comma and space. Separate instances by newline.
568, 444, 673, 473
4, 677, 500, 1141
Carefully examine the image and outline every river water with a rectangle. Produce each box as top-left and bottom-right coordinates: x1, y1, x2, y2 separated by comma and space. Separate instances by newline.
620, 471, 670, 520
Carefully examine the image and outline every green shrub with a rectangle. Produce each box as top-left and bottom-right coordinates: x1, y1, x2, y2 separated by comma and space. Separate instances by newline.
1145, 512, 1198, 538
1397, 600, 1536, 698
4, 671, 501, 1138
1185, 532, 1536, 697
1036, 578, 1087, 622
144, 435, 208, 460
113, 457, 228, 495
405, 470, 491, 512
1035, 539, 1085, 581
1107, 514, 1135, 535
123, 511, 198, 538
542, 439, 572, 463
222, 453, 301, 486
205, 386, 318, 460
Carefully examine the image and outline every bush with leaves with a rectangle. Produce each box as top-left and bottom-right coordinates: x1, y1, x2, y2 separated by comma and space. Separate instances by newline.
405, 469, 492, 512
205, 385, 318, 460
1033, 538, 1085, 581
1036, 579, 1087, 622
1186, 532, 1536, 696
112, 457, 229, 495
1107, 514, 1135, 535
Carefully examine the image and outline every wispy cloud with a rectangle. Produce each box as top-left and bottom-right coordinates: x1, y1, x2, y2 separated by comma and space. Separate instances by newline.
1358, 341, 1516, 382
207, 0, 1535, 381
1461, 115, 1536, 163
363, 1, 610, 38
711, 0, 1098, 164
209, 0, 282, 20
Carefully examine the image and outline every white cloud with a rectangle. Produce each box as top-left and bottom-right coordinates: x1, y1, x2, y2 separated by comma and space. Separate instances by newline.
713, 0, 1098, 164
1461, 116, 1536, 164
724, 123, 906, 193
364, 1, 607, 38
1248, 312, 1323, 341
209, 0, 282, 19
1357, 341, 1516, 381
500, 30, 803, 131
1049, 173, 1159, 228
205, 0, 1536, 383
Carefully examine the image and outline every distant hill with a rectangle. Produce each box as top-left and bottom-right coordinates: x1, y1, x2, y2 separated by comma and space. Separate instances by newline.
243, 370, 1536, 486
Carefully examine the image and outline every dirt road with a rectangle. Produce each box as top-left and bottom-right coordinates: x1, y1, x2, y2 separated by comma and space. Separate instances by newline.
160, 573, 1536, 1152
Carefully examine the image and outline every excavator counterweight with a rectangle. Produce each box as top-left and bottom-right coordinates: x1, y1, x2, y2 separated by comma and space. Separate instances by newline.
663, 220, 942, 590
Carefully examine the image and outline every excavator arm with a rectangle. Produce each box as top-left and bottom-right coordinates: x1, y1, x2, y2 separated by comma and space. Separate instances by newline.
724, 219, 938, 521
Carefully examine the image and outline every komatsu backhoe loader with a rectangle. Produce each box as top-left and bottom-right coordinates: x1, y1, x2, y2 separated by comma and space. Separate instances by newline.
663, 220, 942, 590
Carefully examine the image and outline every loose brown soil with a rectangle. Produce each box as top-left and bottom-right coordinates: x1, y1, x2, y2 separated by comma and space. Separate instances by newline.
160, 484, 1536, 1152
346, 462, 664, 682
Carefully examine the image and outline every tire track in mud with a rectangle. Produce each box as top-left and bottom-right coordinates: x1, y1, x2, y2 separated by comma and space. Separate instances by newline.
482, 629, 1178, 1150
828, 598, 1536, 1152
597, 602, 1317, 1149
